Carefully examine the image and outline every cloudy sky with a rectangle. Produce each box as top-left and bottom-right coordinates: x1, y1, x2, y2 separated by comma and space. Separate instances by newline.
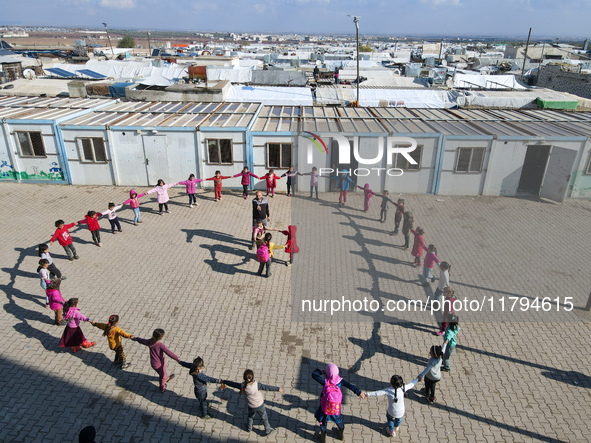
2, 0, 590, 38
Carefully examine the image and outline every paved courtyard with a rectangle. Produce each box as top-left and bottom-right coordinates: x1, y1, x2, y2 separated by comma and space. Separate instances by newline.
0, 181, 590, 442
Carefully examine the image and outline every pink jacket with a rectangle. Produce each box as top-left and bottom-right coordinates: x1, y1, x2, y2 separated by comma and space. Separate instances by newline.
234, 171, 258, 186
64, 307, 89, 328
123, 189, 146, 209
424, 251, 441, 269
147, 183, 178, 204
178, 178, 203, 194
46, 288, 65, 311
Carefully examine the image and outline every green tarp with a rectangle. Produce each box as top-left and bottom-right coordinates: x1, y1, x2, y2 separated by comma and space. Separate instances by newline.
535, 97, 578, 110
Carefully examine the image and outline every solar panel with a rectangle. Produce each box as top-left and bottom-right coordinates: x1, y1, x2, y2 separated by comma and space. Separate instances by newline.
77, 69, 107, 79
46, 68, 77, 78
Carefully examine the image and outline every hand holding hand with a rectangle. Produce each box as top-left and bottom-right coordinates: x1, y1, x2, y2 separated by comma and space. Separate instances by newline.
360, 392, 367, 399
279, 388, 284, 394
417, 376, 422, 382
45, 304, 49, 309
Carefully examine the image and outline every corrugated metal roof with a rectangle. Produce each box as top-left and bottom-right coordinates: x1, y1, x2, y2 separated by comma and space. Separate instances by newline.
1, 98, 589, 137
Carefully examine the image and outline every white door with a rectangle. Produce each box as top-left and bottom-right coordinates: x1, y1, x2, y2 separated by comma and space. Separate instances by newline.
142, 135, 170, 185
540, 146, 577, 203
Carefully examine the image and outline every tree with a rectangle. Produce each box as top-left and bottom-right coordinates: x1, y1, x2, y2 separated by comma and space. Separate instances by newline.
359, 45, 374, 52
117, 35, 136, 48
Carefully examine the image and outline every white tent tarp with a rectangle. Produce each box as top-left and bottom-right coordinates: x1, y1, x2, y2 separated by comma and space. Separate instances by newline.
206, 66, 253, 83
453, 74, 528, 90
315, 87, 457, 108
229, 85, 313, 106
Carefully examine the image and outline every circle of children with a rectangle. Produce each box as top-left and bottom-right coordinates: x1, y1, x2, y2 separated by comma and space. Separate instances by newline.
36, 165, 460, 440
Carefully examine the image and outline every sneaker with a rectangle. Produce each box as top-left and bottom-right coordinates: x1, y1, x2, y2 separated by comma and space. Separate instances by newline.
98, 243, 102, 247
429, 396, 436, 403
133, 223, 137, 226
118, 229, 122, 233
138, 220, 143, 223
246, 427, 252, 433
386, 428, 394, 437
441, 367, 450, 372
244, 195, 247, 199
121, 362, 131, 369
403, 247, 408, 251
61, 276, 66, 280
72, 346, 81, 353
166, 210, 171, 213
159, 212, 163, 215
195, 203, 199, 206
202, 414, 212, 420
308, 195, 313, 198
436, 331, 444, 336
112, 231, 117, 234
265, 429, 275, 436
74, 256, 80, 260
265, 273, 272, 278
190, 204, 193, 208
112, 361, 122, 366
431, 277, 436, 282
167, 374, 175, 382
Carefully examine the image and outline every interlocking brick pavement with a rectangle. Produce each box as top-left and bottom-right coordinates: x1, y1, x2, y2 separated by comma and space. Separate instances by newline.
0, 182, 589, 442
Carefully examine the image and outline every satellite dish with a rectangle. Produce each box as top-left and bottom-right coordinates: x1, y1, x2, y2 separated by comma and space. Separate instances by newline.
23, 69, 36, 80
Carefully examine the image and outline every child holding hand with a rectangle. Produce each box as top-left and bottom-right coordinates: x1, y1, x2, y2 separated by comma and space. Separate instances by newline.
133, 329, 181, 392
122, 190, 146, 225
178, 174, 204, 207
206, 171, 232, 201
179, 357, 223, 419
50, 220, 79, 261
92, 315, 134, 369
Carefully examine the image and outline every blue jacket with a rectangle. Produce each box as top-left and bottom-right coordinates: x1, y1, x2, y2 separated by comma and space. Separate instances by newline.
330, 170, 354, 191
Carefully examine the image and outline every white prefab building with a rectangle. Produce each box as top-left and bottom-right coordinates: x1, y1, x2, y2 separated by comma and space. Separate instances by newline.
1, 96, 590, 202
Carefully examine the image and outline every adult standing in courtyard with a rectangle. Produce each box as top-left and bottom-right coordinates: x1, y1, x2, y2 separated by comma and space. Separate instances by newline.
251, 191, 270, 250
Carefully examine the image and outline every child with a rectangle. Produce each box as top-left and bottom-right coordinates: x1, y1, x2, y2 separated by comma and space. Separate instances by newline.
441, 315, 460, 371
356, 183, 376, 212
418, 345, 444, 403
122, 189, 146, 225
438, 288, 457, 336
393, 199, 405, 234
78, 211, 103, 246
234, 166, 259, 199
256, 233, 285, 278
401, 211, 413, 248
301, 167, 319, 199
59, 298, 95, 353
422, 244, 440, 286
179, 357, 223, 419
178, 174, 204, 207
45, 280, 65, 325
91, 315, 134, 369
133, 329, 181, 393
281, 166, 299, 197
312, 364, 364, 442
102, 203, 123, 234
50, 220, 79, 261
433, 261, 451, 304
330, 169, 354, 206
259, 169, 281, 198
205, 171, 232, 202
240, 369, 281, 435
377, 190, 393, 223
277, 225, 299, 266
147, 179, 178, 214
364, 374, 419, 438
410, 226, 427, 267
252, 219, 267, 248
38, 243, 64, 280
38, 259, 51, 290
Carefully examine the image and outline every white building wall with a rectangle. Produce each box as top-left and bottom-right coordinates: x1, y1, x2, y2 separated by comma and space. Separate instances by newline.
385, 137, 437, 195
3, 122, 65, 181
201, 131, 246, 189
482, 140, 527, 196
438, 140, 490, 196
62, 128, 114, 186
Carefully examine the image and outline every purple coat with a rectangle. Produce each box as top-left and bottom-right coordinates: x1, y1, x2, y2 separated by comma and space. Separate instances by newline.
64, 307, 89, 328
133, 337, 179, 369
178, 178, 203, 194
234, 171, 258, 186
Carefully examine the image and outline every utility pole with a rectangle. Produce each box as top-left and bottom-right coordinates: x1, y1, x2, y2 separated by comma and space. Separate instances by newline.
102, 22, 115, 57
347, 15, 361, 107
521, 27, 532, 81
439, 38, 444, 64
147, 31, 152, 56
536, 41, 546, 84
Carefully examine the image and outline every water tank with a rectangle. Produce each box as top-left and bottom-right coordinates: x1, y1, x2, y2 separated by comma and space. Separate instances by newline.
405, 63, 421, 77
188, 65, 207, 80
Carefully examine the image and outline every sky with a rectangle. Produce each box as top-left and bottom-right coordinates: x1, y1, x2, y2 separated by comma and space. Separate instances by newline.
2, 0, 590, 38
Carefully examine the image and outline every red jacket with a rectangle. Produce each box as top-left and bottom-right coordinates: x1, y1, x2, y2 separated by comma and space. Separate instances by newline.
78, 214, 102, 231
206, 176, 231, 189
262, 173, 281, 188
50, 223, 76, 246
